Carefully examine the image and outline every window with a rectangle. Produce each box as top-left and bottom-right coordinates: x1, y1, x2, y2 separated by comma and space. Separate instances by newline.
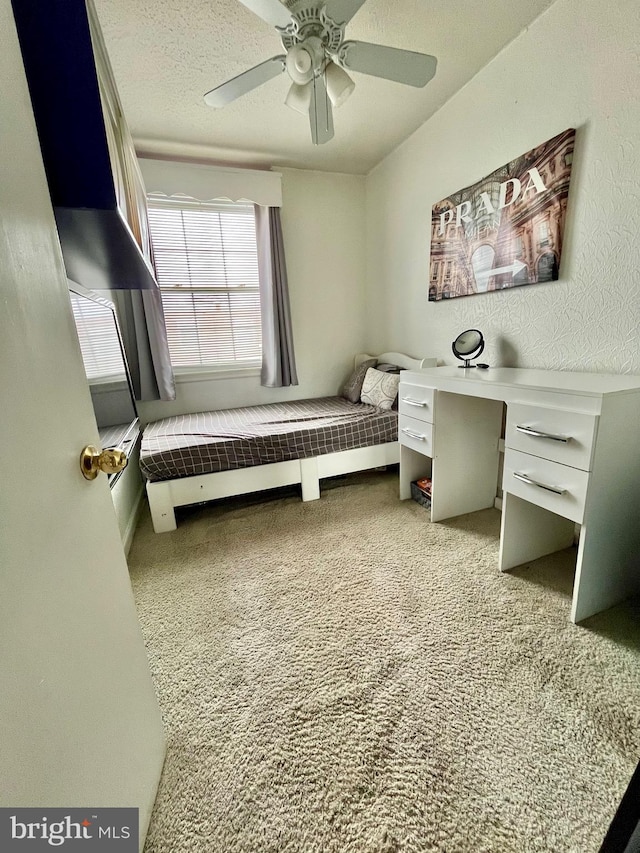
514, 235, 524, 257
537, 220, 550, 246
69, 291, 126, 381
147, 199, 261, 370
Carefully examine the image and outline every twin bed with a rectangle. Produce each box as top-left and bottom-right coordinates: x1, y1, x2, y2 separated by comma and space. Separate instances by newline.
141, 353, 434, 532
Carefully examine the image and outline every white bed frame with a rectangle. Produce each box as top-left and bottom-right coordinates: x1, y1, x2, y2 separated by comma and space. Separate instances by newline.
146, 353, 436, 532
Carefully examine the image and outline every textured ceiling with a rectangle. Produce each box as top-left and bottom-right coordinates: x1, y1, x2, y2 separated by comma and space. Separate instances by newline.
93, 0, 556, 174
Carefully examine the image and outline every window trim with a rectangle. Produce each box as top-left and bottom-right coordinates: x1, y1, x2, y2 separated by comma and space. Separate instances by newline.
173, 363, 262, 382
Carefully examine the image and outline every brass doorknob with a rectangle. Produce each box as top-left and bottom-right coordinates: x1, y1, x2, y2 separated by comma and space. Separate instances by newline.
80, 445, 128, 480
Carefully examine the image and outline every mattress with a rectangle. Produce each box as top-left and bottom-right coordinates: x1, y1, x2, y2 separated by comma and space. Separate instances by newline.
140, 396, 397, 482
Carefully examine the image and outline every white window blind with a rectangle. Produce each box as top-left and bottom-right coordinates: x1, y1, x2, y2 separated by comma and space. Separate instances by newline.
147, 200, 262, 369
69, 292, 125, 381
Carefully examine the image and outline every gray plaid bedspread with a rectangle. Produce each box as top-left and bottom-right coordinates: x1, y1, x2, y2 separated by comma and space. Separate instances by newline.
140, 396, 397, 482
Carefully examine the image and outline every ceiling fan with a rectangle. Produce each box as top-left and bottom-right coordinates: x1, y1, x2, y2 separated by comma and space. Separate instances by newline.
204, 0, 437, 145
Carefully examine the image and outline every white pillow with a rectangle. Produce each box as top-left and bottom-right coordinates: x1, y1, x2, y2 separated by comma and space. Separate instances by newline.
360, 368, 400, 410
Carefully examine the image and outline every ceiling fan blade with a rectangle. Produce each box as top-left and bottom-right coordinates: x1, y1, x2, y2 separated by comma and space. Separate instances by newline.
236, 0, 292, 29
204, 56, 286, 107
309, 74, 334, 145
323, 0, 367, 25
338, 41, 437, 87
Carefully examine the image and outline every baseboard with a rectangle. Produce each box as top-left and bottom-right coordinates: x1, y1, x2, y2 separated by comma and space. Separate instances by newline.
494, 496, 503, 511
123, 485, 145, 556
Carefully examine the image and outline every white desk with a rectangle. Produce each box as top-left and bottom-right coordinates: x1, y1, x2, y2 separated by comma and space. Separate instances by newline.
398, 367, 640, 623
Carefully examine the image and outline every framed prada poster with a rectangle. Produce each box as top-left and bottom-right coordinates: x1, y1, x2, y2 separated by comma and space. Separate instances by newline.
429, 128, 575, 301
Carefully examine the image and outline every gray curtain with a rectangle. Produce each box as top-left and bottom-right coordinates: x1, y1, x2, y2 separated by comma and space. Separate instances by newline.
255, 205, 298, 388
112, 288, 176, 402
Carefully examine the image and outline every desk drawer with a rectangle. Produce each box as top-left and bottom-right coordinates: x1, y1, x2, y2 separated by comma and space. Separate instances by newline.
398, 383, 435, 422
399, 414, 433, 456
503, 448, 589, 524
505, 403, 598, 471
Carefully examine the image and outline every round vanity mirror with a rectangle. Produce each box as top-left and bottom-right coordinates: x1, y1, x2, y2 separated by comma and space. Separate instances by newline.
452, 329, 485, 368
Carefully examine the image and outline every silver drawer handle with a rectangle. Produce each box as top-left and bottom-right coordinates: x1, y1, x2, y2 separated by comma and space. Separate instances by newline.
516, 425, 570, 443
402, 427, 427, 441
513, 471, 566, 495
403, 397, 428, 408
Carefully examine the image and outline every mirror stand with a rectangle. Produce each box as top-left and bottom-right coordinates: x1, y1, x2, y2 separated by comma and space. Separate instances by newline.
452, 328, 485, 369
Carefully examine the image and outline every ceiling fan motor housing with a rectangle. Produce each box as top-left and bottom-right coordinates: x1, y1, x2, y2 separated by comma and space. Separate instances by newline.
279, 4, 345, 58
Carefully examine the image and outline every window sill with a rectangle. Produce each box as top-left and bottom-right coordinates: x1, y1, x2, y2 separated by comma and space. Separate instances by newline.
174, 364, 261, 383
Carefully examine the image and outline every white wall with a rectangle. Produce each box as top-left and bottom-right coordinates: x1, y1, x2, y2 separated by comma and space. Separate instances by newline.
139, 166, 366, 422
111, 438, 144, 554
365, 0, 640, 373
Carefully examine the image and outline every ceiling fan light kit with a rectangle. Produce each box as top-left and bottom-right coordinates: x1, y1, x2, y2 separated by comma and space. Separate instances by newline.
325, 61, 355, 107
203, 0, 438, 145
284, 81, 312, 113
286, 40, 319, 83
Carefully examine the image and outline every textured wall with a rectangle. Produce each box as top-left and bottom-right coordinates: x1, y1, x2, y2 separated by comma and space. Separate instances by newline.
365, 0, 640, 373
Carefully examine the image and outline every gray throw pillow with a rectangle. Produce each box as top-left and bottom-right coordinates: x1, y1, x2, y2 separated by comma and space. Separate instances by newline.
341, 358, 377, 403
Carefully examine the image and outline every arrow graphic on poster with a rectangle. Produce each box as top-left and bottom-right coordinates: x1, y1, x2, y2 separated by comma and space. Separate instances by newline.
484, 259, 527, 278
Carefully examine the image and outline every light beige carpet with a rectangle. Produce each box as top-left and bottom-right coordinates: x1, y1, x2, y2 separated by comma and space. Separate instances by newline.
128, 470, 640, 853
